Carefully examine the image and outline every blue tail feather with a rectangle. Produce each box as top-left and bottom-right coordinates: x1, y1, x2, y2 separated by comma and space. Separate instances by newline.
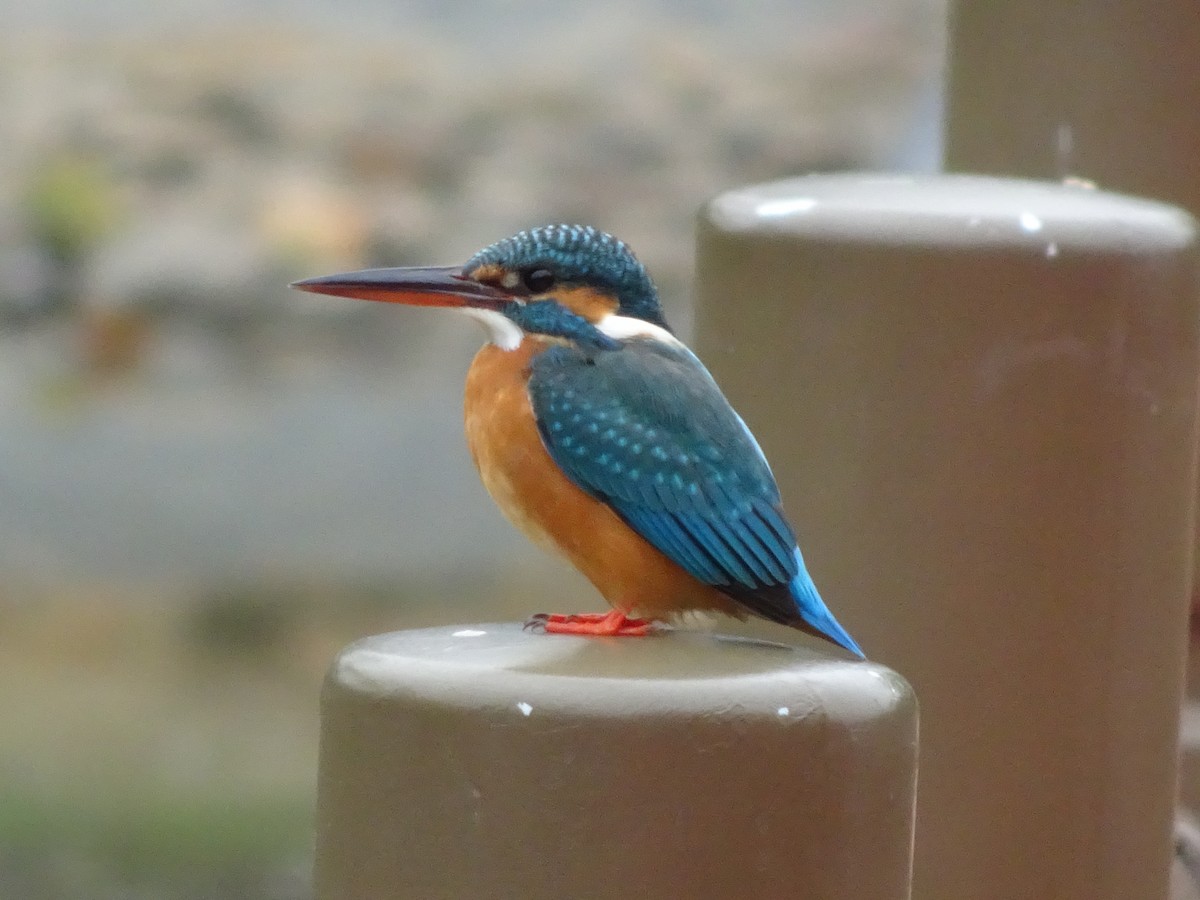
789, 548, 865, 659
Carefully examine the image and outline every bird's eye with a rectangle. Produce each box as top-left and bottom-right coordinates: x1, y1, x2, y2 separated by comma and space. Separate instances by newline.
521, 268, 556, 293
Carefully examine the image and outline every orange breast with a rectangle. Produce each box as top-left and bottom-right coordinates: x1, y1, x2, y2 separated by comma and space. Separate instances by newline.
463, 340, 740, 621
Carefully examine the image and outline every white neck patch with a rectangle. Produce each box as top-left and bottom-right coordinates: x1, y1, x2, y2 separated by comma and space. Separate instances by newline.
596, 314, 683, 347
461, 307, 523, 351
458, 309, 679, 353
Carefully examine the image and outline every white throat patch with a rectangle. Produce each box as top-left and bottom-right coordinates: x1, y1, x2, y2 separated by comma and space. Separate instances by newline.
461, 307, 523, 351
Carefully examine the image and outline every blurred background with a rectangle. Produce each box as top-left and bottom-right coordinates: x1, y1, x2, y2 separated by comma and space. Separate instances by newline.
0, 1, 944, 897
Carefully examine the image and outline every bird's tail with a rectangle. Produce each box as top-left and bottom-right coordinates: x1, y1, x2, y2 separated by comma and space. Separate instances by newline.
789, 548, 865, 659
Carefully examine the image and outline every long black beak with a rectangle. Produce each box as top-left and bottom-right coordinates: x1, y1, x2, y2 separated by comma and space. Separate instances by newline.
290, 265, 509, 309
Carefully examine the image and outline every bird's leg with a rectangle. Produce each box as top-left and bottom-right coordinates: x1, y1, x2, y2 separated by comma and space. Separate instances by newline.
525, 609, 657, 636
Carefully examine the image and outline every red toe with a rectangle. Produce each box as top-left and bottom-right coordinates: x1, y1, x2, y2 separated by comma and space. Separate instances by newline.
529, 609, 656, 636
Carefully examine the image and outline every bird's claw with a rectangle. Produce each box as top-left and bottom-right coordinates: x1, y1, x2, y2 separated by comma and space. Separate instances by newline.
523, 613, 551, 633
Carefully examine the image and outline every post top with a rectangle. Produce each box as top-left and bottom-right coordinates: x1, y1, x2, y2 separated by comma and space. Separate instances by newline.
330, 623, 912, 724
703, 173, 1197, 251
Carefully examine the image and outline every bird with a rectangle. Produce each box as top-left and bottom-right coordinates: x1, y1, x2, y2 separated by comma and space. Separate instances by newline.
292, 224, 863, 657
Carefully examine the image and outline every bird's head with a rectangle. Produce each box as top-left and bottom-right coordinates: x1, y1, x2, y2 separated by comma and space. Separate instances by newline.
291, 224, 669, 351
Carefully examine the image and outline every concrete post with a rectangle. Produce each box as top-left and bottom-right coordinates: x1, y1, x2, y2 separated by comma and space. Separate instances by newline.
314, 624, 917, 899
696, 173, 1199, 900
945, 0, 1200, 218
945, 0, 1200, 601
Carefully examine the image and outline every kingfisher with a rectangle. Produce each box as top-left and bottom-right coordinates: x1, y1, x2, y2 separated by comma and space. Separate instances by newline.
292, 224, 863, 657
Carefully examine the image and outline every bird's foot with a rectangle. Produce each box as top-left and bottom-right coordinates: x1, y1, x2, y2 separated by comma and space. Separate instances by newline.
525, 610, 657, 636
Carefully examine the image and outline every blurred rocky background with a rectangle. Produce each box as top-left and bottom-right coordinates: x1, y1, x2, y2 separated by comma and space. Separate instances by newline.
0, 1, 943, 897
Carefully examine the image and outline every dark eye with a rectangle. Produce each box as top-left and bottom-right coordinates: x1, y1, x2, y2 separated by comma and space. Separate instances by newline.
522, 268, 556, 293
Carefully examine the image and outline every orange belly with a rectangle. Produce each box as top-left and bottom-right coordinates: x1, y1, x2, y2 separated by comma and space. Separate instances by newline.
463, 340, 740, 621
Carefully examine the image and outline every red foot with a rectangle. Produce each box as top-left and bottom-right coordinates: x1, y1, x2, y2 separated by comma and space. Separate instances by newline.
525, 609, 656, 636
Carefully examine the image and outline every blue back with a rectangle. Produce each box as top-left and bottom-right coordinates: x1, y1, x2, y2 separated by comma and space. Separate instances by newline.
528, 337, 808, 626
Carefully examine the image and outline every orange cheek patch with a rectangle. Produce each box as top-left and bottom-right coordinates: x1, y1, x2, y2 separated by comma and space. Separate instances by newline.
546, 286, 619, 324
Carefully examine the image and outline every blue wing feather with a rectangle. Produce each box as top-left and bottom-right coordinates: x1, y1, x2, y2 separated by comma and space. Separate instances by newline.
527, 336, 863, 657
533, 350, 768, 583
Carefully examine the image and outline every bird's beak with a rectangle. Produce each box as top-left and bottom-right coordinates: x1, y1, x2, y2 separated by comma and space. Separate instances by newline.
290, 266, 509, 309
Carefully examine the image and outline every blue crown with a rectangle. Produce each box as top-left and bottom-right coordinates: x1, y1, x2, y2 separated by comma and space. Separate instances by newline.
466, 224, 667, 329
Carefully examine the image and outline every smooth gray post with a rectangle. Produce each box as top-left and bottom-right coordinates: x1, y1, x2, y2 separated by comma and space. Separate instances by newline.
315, 624, 917, 899
946, 0, 1200, 218
945, 0, 1200, 605
696, 173, 1200, 900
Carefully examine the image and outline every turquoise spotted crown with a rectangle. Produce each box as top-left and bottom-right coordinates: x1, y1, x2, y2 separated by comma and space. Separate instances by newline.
466, 224, 667, 329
